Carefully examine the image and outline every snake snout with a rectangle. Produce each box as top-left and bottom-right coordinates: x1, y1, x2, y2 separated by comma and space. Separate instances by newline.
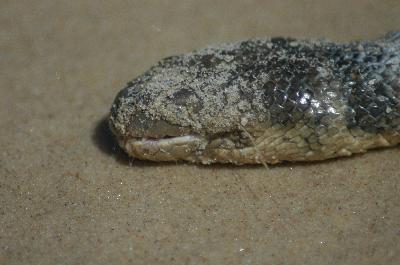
109, 85, 188, 139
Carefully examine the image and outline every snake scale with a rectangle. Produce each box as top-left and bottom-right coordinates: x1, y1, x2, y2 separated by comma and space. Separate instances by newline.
109, 32, 400, 164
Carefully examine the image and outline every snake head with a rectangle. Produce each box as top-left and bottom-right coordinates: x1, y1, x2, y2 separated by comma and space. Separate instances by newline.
109, 79, 210, 163
108, 47, 267, 164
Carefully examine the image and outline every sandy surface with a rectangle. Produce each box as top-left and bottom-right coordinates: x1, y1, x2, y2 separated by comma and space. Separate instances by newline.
1, 1, 400, 264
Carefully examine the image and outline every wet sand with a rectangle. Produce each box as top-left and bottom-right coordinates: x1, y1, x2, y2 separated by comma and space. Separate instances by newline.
1, 1, 400, 264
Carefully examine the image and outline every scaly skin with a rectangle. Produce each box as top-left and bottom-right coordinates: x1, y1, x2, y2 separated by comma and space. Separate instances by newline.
109, 32, 400, 164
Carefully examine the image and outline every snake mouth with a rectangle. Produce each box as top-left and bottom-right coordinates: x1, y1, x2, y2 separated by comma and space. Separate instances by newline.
118, 134, 209, 163
108, 111, 209, 162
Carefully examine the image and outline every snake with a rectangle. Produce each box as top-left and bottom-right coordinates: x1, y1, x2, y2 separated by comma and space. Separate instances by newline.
109, 32, 400, 165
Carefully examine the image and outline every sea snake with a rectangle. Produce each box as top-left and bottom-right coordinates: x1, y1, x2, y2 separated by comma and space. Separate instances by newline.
109, 32, 400, 164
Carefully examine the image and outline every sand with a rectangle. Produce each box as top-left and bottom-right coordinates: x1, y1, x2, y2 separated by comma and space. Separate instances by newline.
1, 1, 400, 264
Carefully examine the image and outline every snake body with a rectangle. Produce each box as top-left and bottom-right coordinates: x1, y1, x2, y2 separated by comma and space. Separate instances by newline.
109, 32, 400, 164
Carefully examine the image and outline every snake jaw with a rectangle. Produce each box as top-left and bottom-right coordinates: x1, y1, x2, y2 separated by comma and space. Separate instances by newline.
118, 135, 211, 163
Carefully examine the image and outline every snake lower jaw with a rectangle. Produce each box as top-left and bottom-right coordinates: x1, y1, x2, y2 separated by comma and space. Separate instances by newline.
119, 135, 212, 163
116, 128, 400, 165
118, 134, 273, 164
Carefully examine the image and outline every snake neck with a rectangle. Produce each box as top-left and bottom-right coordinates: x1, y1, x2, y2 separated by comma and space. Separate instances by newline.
338, 32, 400, 134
